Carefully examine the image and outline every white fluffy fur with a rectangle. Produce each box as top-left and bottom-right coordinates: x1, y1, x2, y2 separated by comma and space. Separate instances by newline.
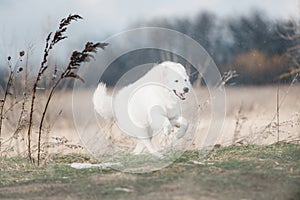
93, 61, 191, 156
93, 83, 113, 119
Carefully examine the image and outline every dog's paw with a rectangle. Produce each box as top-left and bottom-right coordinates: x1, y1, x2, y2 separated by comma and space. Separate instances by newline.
175, 129, 186, 139
175, 125, 188, 139
174, 118, 188, 139
132, 150, 142, 155
151, 151, 164, 158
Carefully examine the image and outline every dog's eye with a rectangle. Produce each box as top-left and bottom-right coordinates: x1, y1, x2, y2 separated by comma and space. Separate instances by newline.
175, 80, 179, 83
184, 79, 187, 82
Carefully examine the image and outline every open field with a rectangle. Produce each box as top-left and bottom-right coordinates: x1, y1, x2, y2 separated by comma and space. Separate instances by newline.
0, 3, 299, 200
0, 85, 299, 199
0, 143, 299, 200
1, 85, 299, 157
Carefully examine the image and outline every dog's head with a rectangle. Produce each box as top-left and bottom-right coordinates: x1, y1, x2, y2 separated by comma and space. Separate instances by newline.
161, 61, 191, 101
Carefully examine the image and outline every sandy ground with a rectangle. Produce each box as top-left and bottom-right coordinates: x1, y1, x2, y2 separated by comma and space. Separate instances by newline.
1, 84, 299, 157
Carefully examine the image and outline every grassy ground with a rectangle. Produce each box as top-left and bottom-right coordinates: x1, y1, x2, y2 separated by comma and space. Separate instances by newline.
0, 142, 299, 200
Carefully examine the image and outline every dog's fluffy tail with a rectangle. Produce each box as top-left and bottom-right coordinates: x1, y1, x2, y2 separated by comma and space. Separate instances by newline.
93, 83, 113, 119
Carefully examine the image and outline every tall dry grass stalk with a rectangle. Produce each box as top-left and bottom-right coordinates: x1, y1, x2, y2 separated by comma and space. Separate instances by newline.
14, 45, 32, 141
233, 103, 247, 144
276, 82, 280, 142
27, 14, 83, 162
0, 52, 25, 151
255, 75, 299, 143
37, 42, 107, 165
24, 14, 108, 164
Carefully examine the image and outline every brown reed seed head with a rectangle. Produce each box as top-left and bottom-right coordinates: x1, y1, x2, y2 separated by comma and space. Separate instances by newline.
59, 14, 83, 29
69, 42, 109, 67
52, 14, 83, 46
19, 51, 25, 57
18, 67, 23, 73
64, 42, 109, 82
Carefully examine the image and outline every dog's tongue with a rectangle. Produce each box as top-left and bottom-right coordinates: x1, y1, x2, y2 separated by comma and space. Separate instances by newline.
173, 90, 186, 100
180, 93, 185, 99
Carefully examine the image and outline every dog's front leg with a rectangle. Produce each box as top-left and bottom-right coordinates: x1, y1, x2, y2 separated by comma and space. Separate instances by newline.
149, 106, 173, 136
172, 116, 188, 139
162, 119, 173, 135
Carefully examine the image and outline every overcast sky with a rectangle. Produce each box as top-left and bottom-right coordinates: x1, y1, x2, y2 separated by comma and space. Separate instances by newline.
0, 0, 299, 64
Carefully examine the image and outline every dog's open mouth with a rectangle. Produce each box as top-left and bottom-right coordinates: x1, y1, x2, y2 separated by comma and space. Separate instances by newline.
173, 90, 186, 100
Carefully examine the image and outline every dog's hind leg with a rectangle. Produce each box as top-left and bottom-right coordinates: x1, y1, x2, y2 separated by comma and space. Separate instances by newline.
133, 139, 162, 157
132, 140, 145, 155
142, 138, 163, 157
132, 128, 161, 157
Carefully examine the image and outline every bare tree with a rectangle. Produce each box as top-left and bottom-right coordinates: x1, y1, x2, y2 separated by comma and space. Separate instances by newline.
278, 20, 300, 79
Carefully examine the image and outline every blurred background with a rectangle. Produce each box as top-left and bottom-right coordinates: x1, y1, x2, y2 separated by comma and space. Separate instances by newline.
0, 0, 299, 86
0, 0, 299, 156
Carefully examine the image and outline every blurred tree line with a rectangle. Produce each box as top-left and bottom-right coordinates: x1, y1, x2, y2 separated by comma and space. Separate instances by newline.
0, 10, 298, 87
101, 10, 297, 86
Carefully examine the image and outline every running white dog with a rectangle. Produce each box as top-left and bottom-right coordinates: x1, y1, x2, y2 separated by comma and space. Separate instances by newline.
93, 61, 191, 157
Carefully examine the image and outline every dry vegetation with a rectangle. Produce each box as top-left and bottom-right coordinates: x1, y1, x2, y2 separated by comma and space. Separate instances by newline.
0, 143, 299, 199
0, 85, 299, 158
0, 14, 300, 200
0, 14, 108, 164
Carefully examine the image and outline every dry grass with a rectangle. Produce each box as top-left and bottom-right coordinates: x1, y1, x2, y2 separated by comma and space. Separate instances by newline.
0, 14, 108, 164
0, 143, 299, 199
1, 84, 299, 160
0, 12, 299, 200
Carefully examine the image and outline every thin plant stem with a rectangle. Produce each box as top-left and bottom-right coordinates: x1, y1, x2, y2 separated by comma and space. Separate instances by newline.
36, 41, 108, 165
276, 82, 280, 142
0, 56, 22, 151
27, 14, 83, 162
37, 77, 61, 165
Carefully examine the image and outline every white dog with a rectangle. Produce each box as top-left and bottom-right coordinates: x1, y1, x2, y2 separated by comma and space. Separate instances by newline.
93, 61, 191, 157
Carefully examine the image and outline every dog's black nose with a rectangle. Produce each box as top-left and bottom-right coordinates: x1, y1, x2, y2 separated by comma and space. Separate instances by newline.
183, 87, 189, 93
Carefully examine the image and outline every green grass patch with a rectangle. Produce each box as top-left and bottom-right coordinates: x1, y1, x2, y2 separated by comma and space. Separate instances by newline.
0, 142, 299, 200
